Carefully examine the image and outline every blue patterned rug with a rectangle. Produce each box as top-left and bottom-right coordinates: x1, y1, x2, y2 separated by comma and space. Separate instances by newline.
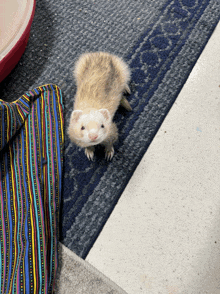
1, 0, 219, 259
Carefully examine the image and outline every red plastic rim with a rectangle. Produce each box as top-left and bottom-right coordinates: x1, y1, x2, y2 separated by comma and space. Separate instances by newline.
0, 0, 36, 83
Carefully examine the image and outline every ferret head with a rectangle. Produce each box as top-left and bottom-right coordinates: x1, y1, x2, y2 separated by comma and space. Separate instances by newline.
68, 109, 111, 147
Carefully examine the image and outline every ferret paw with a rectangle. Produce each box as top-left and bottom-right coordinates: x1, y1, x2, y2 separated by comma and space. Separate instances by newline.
105, 147, 114, 161
85, 147, 95, 161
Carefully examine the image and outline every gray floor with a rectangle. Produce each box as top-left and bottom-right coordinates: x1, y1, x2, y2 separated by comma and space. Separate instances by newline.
55, 243, 128, 294
86, 22, 220, 294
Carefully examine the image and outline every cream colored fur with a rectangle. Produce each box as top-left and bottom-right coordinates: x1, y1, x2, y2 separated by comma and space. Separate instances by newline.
68, 51, 131, 161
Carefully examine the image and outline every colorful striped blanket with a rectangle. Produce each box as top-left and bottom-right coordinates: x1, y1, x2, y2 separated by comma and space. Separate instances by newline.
0, 85, 64, 293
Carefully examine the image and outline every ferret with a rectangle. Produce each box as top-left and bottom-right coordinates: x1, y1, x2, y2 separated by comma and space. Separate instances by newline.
68, 51, 132, 161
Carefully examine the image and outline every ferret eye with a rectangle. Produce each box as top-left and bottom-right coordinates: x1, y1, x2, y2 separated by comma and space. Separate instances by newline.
81, 126, 85, 130
101, 124, 104, 128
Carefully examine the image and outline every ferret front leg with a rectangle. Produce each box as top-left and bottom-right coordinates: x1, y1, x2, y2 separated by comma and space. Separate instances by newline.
103, 142, 114, 161
85, 146, 95, 161
105, 146, 114, 161
103, 122, 118, 160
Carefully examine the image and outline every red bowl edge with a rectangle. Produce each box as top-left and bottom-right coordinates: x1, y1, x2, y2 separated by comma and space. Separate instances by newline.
0, 0, 36, 83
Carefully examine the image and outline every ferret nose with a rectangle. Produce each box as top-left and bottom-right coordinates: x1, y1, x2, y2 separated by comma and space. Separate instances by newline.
89, 134, 98, 141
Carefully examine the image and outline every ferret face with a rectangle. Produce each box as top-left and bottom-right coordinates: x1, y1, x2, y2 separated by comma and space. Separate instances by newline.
68, 109, 111, 147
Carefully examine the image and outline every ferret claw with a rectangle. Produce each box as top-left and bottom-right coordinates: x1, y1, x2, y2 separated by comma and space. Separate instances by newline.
105, 147, 114, 161
85, 148, 94, 161
125, 84, 131, 94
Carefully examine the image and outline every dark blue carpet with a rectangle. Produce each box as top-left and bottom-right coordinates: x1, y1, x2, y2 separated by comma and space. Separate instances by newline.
0, 0, 219, 259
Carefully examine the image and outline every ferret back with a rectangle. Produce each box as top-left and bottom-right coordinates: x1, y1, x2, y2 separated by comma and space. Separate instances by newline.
73, 52, 131, 116
74, 52, 130, 87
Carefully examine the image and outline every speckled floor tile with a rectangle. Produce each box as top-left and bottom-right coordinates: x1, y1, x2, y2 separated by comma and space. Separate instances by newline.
86, 22, 220, 294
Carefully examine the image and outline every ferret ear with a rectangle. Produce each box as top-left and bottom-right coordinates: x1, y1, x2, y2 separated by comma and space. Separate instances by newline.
70, 110, 83, 124
98, 109, 111, 122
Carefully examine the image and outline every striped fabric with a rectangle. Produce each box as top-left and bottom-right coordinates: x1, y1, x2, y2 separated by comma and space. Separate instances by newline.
0, 85, 64, 293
